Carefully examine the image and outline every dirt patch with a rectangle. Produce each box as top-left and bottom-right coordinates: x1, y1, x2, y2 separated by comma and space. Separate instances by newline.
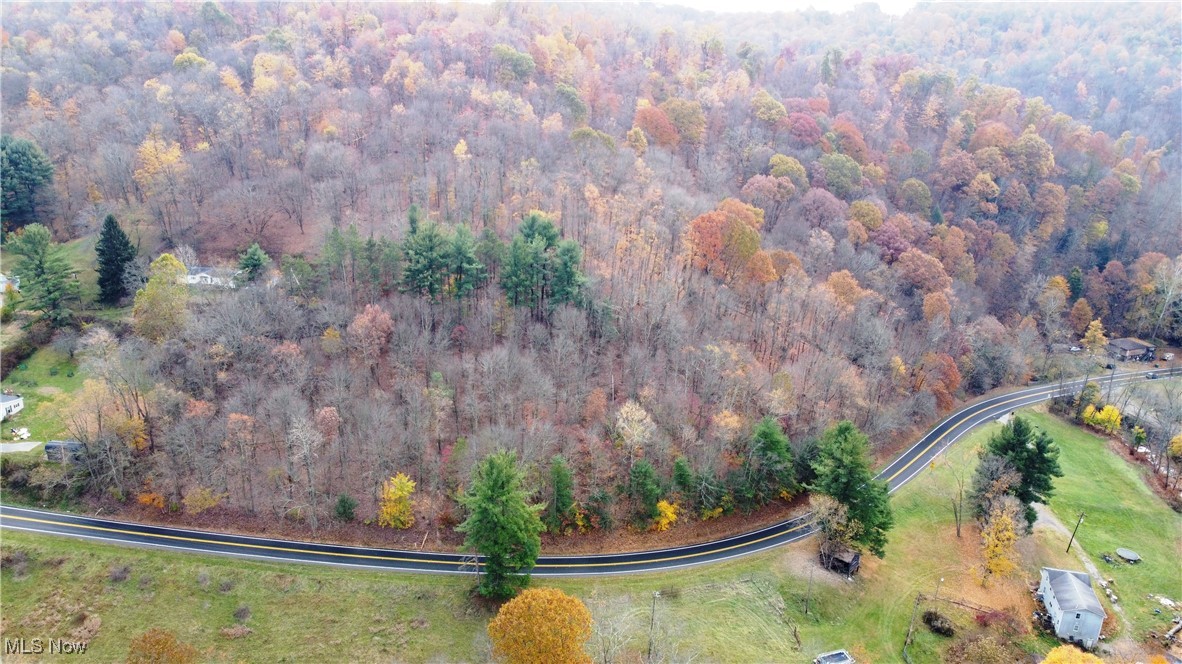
34, 386, 62, 396
19, 590, 84, 632
69, 612, 101, 643
771, 543, 847, 587
220, 625, 253, 639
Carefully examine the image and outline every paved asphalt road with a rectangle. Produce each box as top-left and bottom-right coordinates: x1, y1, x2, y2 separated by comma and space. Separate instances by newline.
1, 368, 1175, 576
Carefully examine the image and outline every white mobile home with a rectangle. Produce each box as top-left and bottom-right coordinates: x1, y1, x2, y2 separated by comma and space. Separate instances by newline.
1, 393, 24, 420
1038, 567, 1106, 648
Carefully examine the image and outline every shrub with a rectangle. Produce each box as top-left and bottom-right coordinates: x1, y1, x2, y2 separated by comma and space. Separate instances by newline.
234, 605, 251, 623
127, 628, 197, 664
1, 549, 31, 578
586, 488, 614, 530
334, 494, 357, 521
652, 500, 678, 531
182, 485, 225, 515
923, 609, 955, 636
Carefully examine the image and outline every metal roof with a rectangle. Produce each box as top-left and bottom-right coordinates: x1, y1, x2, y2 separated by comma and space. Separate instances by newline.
1107, 337, 1154, 351
1043, 568, 1105, 616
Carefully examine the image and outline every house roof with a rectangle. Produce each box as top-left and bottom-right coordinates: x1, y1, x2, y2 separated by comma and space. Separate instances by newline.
0, 393, 22, 405
1043, 568, 1105, 616
1107, 337, 1154, 352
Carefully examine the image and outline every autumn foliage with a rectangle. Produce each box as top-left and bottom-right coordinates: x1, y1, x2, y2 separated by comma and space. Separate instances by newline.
377, 473, 416, 529
4, 1, 1181, 546
1040, 646, 1104, 664
487, 587, 593, 664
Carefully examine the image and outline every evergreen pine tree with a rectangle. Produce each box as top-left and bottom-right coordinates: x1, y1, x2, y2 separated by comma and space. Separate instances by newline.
96, 214, 137, 304
448, 224, 487, 303
984, 416, 1063, 527
458, 451, 544, 599
673, 457, 695, 504
237, 242, 272, 282
401, 219, 450, 301
742, 416, 797, 507
628, 459, 662, 523
1, 135, 54, 229
7, 223, 79, 326
812, 420, 894, 557
545, 456, 575, 532
550, 239, 584, 307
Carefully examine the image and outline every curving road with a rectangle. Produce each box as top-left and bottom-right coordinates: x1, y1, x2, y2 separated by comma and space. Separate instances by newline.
2, 368, 1176, 576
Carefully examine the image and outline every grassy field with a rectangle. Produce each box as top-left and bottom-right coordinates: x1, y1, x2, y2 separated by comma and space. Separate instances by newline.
1, 409, 1175, 662
1, 347, 84, 444
1029, 411, 1182, 639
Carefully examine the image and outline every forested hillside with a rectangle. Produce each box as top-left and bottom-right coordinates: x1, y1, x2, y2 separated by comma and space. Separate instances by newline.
2, 2, 1179, 535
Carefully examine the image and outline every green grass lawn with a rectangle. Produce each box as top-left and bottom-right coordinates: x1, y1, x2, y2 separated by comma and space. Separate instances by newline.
1028, 411, 1182, 639
2, 409, 1175, 662
1, 346, 84, 442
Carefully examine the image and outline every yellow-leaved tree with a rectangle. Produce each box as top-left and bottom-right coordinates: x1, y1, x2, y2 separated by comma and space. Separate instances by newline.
652, 500, 678, 532
377, 473, 415, 529
133, 254, 188, 342
1082, 404, 1122, 435
1041, 645, 1104, 663
1168, 433, 1182, 460
487, 587, 592, 664
980, 501, 1019, 585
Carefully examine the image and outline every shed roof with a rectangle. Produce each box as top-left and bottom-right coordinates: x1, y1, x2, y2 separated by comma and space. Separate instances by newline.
0, 393, 23, 404
1043, 568, 1105, 616
1107, 337, 1154, 351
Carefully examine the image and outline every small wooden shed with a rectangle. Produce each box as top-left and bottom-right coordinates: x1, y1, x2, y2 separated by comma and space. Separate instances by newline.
820, 546, 862, 576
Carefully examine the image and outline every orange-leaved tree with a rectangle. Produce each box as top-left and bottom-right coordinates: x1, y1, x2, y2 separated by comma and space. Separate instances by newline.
488, 587, 592, 664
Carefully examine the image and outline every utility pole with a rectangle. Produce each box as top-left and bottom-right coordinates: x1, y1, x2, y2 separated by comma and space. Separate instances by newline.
902, 591, 923, 661
647, 590, 660, 662
1066, 512, 1085, 553
805, 567, 814, 615
1106, 361, 1118, 402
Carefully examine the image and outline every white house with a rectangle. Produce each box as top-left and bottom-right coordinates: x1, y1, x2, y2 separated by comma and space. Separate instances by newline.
1, 393, 24, 421
0, 273, 19, 307
0, 273, 20, 292
182, 266, 240, 289
1038, 567, 1106, 648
